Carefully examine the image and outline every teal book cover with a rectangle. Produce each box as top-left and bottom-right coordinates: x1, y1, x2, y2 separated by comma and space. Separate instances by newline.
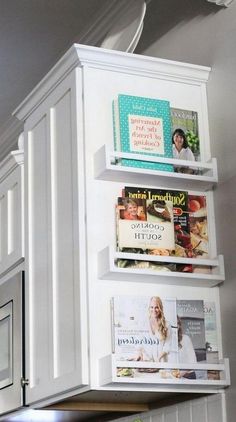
113, 94, 173, 171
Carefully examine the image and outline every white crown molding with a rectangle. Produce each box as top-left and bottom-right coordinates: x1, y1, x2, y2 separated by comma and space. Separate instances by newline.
13, 43, 211, 123
207, 0, 234, 6
0, 116, 23, 162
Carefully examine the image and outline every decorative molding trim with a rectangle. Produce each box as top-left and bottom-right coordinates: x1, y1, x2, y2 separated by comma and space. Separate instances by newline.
207, 0, 234, 6
13, 43, 211, 122
0, 116, 23, 162
0, 150, 24, 184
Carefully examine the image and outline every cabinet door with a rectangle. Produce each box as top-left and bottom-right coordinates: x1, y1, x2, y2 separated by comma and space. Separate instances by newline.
23, 70, 89, 405
0, 152, 24, 277
0, 272, 22, 415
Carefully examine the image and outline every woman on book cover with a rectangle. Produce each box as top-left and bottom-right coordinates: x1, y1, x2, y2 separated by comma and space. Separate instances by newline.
172, 128, 195, 173
177, 315, 197, 363
121, 198, 146, 221
148, 296, 177, 362
177, 315, 197, 379
135, 296, 177, 363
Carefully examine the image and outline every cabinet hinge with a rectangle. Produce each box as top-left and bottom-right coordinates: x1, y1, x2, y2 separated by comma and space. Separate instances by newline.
21, 377, 29, 388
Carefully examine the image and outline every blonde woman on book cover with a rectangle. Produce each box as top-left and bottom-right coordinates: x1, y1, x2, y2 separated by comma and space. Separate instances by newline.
135, 296, 177, 363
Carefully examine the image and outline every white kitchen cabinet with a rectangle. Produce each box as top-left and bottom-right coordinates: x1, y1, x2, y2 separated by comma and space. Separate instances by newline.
13, 69, 89, 406
13, 44, 229, 407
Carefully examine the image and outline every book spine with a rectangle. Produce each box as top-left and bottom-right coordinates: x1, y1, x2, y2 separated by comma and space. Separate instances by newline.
112, 100, 121, 155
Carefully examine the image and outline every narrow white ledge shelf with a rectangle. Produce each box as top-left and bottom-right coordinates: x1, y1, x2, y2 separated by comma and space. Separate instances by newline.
94, 145, 218, 191
99, 355, 230, 393
98, 247, 225, 287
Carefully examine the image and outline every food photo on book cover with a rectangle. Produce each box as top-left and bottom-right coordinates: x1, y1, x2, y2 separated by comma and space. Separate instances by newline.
116, 196, 175, 253
115, 186, 212, 274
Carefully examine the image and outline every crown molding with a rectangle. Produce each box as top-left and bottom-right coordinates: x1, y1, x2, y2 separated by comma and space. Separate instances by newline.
13, 43, 211, 123
207, 0, 234, 6
0, 116, 23, 162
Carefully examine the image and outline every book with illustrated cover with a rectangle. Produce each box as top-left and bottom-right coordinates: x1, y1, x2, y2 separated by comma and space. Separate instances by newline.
123, 186, 192, 262
171, 108, 200, 174
113, 94, 173, 172
188, 195, 209, 259
111, 295, 178, 365
116, 196, 175, 254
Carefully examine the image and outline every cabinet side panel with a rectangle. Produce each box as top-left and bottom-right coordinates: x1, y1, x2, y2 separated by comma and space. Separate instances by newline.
50, 90, 76, 377
25, 69, 89, 405
26, 115, 50, 388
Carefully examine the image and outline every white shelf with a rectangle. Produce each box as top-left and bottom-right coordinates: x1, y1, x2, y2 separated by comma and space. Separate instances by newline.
94, 145, 218, 191
99, 355, 230, 393
98, 247, 225, 287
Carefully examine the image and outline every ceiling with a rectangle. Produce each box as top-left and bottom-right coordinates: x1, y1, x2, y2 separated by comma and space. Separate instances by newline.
0, 0, 115, 154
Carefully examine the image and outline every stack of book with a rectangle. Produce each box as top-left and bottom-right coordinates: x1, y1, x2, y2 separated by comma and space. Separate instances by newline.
111, 296, 219, 381
112, 94, 200, 174
115, 186, 210, 274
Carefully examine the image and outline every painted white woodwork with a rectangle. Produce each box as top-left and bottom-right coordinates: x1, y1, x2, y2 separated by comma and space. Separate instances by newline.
0, 149, 24, 280
13, 44, 227, 406
0, 272, 22, 415
99, 355, 230, 392
98, 247, 225, 287
0, 118, 23, 164
94, 145, 218, 191
16, 69, 89, 405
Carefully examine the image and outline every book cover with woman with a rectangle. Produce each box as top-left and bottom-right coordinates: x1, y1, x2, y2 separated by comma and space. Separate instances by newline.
112, 295, 178, 365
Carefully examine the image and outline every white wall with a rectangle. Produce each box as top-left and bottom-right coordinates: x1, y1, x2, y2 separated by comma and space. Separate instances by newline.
138, 0, 236, 183
215, 175, 236, 420
137, 1, 236, 420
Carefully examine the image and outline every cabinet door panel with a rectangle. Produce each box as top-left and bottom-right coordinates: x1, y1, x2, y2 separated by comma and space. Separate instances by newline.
0, 302, 13, 389
0, 154, 24, 277
0, 272, 22, 415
